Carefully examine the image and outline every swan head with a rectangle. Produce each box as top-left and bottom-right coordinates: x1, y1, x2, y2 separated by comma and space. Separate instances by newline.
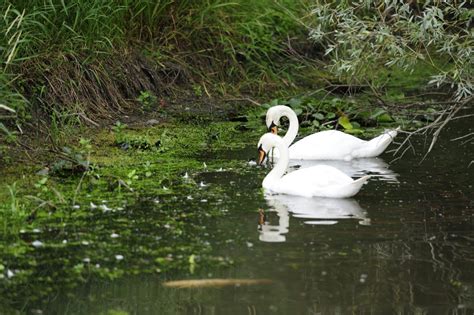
257, 133, 282, 165
266, 106, 287, 134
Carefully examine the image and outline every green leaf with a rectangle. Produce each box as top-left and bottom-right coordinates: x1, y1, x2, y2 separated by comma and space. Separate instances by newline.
289, 98, 302, 107
369, 109, 386, 119
377, 113, 394, 122
345, 128, 364, 134
312, 113, 325, 120
293, 108, 303, 116
326, 112, 336, 119
338, 115, 353, 130
312, 120, 320, 127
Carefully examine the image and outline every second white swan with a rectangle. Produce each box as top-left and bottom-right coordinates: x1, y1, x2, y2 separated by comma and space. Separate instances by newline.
257, 133, 370, 198
266, 105, 399, 161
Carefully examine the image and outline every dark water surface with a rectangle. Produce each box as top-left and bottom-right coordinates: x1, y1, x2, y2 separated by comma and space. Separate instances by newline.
48, 122, 473, 314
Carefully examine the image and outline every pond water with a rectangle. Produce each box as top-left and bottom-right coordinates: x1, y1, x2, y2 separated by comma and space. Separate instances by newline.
32, 120, 474, 314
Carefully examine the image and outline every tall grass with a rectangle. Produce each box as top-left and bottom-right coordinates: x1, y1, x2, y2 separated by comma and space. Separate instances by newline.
0, 0, 311, 133
1, 1, 308, 85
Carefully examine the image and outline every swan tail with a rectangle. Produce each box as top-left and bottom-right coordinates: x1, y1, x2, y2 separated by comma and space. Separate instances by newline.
353, 127, 399, 158
343, 175, 371, 198
318, 175, 370, 198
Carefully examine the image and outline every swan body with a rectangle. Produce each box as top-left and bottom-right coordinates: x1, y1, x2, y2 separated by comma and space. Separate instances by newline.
266, 105, 399, 161
287, 157, 399, 183
258, 133, 370, 198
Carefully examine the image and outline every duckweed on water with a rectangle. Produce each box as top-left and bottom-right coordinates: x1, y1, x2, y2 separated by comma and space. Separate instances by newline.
0, 121, 264, 311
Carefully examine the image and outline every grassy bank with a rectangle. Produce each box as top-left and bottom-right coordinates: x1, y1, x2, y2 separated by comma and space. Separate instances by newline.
0, 0, 312, 125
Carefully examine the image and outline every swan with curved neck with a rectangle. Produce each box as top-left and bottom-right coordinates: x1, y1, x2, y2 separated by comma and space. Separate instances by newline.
257, 133, 370, 198
266, 105, 399, 161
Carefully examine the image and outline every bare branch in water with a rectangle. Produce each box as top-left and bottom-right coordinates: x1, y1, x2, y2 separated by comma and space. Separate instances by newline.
391, 96, 473, 162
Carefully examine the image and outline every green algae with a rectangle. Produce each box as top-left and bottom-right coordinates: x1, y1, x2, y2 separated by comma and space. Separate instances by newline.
0, 120, 263, 312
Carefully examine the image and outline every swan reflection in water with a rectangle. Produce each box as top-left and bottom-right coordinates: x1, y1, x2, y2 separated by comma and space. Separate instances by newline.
258, 194, 370, 243
273, 157, 399, 183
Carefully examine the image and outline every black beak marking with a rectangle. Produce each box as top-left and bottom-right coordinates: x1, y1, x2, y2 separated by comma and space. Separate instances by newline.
268, 121, 277, 132
257, 144, 267, 165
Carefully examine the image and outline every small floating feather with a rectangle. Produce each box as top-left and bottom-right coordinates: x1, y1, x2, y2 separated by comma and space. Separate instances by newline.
162, 278, 273, 288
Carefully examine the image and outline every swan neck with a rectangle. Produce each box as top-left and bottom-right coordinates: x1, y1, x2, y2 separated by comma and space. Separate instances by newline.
282, 108, 298, 147
263, 138, 289, 188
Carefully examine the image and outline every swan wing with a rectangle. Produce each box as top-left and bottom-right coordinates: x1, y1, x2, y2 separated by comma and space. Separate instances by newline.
289, 130, 366, 160
282, 164, 353, 186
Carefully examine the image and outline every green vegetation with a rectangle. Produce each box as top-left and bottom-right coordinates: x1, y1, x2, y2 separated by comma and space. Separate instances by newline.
0, 0, 472, 312
1, 0, 470, 159
0, 0, 311, 133
308, 0, 473, 101
0, 121, 263, 312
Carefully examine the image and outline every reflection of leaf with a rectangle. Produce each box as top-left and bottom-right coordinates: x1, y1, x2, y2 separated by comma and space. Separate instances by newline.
338, 115, 353, 130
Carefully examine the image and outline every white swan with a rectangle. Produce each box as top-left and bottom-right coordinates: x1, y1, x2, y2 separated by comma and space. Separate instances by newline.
257, 133, 370, 198
266, 105, 399, 161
